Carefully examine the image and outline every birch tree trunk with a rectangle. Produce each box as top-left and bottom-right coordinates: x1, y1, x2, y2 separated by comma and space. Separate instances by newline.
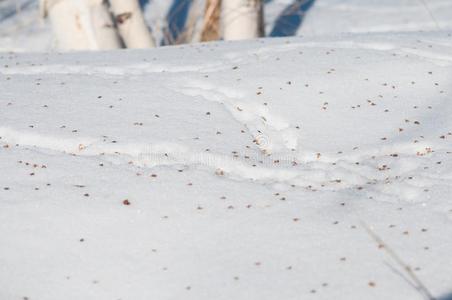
109, 0, 155, 48
40, 0, 122, 51
222, 0, 264, 40
200, 0, 221, 42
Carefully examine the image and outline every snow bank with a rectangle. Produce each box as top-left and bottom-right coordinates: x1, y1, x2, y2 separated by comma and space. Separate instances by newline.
1, 30, 452, 299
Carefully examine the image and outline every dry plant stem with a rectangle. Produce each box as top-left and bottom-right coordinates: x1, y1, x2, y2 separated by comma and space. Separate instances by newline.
201, 0, 221, 42
360, 221, 435, 300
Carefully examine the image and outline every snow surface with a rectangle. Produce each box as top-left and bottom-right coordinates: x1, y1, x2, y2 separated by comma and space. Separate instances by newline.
1, 1, 452, 300
1, 31, 452, 300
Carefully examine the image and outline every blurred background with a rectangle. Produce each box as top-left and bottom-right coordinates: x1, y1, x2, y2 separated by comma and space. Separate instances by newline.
0, 0, 451, 52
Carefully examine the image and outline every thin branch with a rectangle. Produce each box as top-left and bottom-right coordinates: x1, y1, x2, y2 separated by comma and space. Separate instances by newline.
360, 221, 435, 300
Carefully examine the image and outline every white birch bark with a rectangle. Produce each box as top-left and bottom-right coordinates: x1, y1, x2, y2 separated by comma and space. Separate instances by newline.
222, 0, 264, 40
40, 0, 122, 51
109, 0, 155, 48
85, 0, 123, 49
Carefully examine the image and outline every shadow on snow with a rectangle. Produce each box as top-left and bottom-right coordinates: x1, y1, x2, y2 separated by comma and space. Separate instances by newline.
270, 0, 316, 37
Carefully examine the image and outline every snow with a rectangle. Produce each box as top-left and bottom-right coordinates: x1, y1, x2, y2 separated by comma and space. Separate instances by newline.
299, 0, 452, 36
1, 1, 452, 300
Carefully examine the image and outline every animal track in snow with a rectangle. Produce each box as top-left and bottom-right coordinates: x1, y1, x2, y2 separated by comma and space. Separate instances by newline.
0, 62, 227, 76
175, 80, 299, 154
1, 127, 448, 202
